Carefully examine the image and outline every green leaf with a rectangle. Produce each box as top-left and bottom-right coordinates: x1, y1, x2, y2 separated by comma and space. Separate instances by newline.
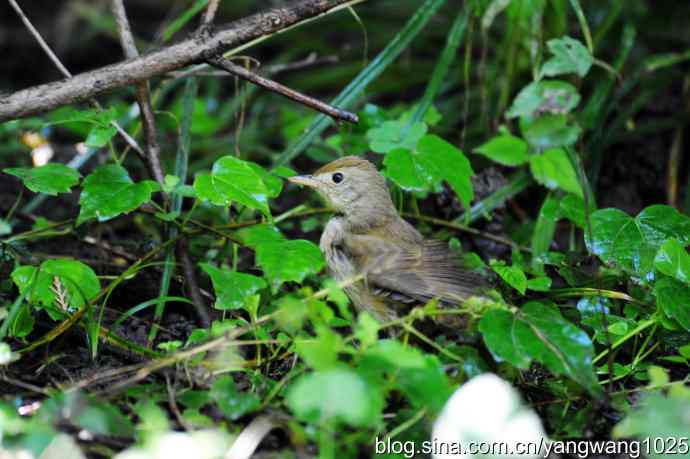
654, 238, 690, 284
654, 277, 690, 331
531, 193, 561, 270
210, 375, 259, 421
361, 340, 452, 411
480, 302, 600, 394
527, 276, 552, 291
522, 115, 582, 150
587, 205, 690, 280
473, 135, 529, 166
529, 148, 583, 197
560, 193, 587, 227
613, 393, 690, 449
491, 260, 527, 294
11, 259, 100, 318
235, 224, 284, 248
367, 120, 427, 153
295, 326, 343, 370
287, 367, 382, 427
194, 156, 272, 217
507, 80, 581, 119
479, 309, 531, 368
77, 164, 156, 225
540, 36, 593, 78
200, 263, 266, 310
255, 239, 324, 291
384, 134, 474, 208
4, 164, 80, 195
85, 124, 117, 148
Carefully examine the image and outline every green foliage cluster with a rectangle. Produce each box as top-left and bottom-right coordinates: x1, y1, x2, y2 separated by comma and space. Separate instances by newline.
1, 0, 689, 457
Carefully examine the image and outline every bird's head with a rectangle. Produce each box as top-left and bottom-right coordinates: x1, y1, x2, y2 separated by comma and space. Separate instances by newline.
288, 156, 396, 219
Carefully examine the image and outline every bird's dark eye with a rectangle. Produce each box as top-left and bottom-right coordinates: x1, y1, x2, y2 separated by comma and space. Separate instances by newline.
332, 172, 344, 183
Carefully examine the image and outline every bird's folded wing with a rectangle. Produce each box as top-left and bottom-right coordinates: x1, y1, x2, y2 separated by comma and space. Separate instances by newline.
343, 235, 487, 305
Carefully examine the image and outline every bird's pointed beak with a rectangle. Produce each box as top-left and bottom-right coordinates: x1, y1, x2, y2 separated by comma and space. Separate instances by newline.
288, 174, 319, 188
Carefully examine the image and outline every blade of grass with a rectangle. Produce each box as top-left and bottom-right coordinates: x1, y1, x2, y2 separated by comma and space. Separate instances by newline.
149, 77, 197, 345
272, 0, 448, 168
409, 6, 468, 126
162, 0, 209, 42
568, 0, 593, 54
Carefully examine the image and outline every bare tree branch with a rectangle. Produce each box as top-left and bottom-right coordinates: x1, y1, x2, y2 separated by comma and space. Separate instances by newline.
207, 55, 358, 123
111, 0, 165, 186
0, 0, 366, 122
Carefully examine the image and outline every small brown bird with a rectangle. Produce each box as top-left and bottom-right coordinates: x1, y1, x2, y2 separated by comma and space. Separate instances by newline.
288, 156, 487, 324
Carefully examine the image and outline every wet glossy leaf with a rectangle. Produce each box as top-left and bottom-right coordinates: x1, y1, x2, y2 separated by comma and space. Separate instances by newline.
200, 263, 267, 310
529, 148, 582, 196
654, 238, 690, 283
287, 367, 382, 427
255, 239, 324, 291
77, 164, 157, 225
654, 277, 690, 330
540, 36, 593, 78
473, 135, 529, 166
4, 164, 80, 195
587, 205, 690, 281
480, 302, 600, 394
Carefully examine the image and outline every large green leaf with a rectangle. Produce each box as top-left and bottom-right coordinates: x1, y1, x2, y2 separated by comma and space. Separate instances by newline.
287, 367, 382, 427
77, 164, 157, 225
587, 205, 690, 281
529, 148, 583, 197
200, 263, 266, 310
522, 115, 582, 150
480, 302, 600, 395
654, 238, 690, 284
384, 134, 474, 208
194, 156, 272, 217
4, 163, 80, 196
255, 239, 324, 291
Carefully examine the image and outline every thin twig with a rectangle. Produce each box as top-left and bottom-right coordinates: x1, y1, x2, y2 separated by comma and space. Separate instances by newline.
402, 213, 531, 252
0, 0, 367, 122
207, 55, 358, 124
167, 53, 338, 80
7, 0, 147, 160
176, 237, 211, 328
111, 0, 166, 186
